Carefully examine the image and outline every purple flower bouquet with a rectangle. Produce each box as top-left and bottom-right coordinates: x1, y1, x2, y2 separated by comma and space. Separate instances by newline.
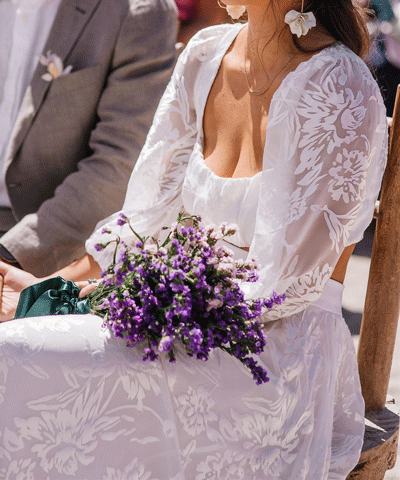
89, 213, 285, 385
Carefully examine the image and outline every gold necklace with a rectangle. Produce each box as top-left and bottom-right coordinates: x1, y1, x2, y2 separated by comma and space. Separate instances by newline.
244, 45, 298, 97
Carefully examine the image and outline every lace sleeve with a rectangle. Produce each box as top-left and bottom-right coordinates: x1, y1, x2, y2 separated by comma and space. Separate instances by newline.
246, 47, 388, 321
85, 35, 202, 268
85, 25, 241, 269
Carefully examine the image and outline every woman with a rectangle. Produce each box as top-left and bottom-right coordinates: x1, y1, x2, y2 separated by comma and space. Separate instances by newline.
0, 0, 387, 478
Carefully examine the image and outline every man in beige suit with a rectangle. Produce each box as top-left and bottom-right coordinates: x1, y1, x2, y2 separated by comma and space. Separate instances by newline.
0, 0, 178, 277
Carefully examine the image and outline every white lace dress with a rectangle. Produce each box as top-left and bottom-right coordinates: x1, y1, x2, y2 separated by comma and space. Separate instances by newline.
0, 24, 388, 479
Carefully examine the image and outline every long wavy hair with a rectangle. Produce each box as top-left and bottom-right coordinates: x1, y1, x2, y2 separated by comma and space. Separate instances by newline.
239, 0, 371, 59
296, 0, 371, 58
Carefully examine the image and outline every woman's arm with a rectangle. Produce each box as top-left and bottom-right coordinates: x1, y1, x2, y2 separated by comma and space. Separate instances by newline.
84, 27, 223, 270
247, 48, 388, 321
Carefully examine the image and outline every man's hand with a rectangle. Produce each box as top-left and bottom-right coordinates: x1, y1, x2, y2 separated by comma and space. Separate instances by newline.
0, 262, 38, 321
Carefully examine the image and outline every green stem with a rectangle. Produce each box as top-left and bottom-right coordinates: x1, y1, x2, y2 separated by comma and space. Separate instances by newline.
126, 218, 145, 244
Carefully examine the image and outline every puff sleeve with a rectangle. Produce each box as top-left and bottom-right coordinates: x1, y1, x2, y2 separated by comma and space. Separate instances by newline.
86, 25, 241, 268
246, 46, 388, 321
85, 27, 211, 267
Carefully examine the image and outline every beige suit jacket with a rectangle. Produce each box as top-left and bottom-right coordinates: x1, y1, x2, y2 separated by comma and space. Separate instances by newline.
1, 0, 178, 276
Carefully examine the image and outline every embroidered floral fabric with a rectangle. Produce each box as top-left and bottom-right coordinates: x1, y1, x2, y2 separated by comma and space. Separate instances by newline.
0, 24, 387, 479
0, 304, 364, 479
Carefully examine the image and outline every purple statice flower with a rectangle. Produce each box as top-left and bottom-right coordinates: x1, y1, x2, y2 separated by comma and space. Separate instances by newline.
117, 212, 129, 226
88, 212, 286, 385
143, 348, 158, 361
158, 335, 174, 352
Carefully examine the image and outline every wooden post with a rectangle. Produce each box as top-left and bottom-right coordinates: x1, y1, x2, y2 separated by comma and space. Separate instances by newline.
357, 86, 400, 411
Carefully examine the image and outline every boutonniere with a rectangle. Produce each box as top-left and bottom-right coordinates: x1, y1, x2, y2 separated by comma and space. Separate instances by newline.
40, 51, 73, 81
284, 10, 316, 37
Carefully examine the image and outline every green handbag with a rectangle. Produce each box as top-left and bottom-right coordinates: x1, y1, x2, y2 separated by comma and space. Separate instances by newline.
14, 276, 91, 319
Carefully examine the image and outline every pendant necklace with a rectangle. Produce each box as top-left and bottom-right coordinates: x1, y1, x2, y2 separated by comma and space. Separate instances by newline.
244, 38, 298, 97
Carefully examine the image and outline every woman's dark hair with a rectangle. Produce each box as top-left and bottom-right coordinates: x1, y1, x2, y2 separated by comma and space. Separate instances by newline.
299, 0, 371, 58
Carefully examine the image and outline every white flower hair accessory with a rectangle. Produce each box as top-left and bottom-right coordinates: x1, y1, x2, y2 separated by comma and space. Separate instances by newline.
40, 51, 73, 81
284, 0, 316, 37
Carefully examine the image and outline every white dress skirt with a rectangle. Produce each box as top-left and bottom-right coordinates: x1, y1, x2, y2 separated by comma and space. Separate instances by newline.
0, 280, 363, 480
0, 153, 364, 479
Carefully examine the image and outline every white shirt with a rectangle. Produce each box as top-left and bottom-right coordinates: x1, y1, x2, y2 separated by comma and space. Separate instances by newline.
0, 0, 62, 207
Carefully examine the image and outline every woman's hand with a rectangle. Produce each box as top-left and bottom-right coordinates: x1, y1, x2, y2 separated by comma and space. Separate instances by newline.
0, 262, 39, 321
76, 279, 100, 299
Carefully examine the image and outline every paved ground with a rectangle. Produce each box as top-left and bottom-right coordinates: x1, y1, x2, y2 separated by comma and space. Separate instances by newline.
342, 224, 400, 479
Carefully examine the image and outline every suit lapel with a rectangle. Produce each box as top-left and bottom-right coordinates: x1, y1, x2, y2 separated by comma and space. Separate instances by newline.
9, 0, 102, 160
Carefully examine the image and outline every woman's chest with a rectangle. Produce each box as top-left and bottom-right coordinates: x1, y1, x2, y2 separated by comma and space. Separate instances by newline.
201, 58, 271, 179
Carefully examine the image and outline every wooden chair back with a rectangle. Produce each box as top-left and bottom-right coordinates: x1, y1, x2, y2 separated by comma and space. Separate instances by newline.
347, 86, 400, 479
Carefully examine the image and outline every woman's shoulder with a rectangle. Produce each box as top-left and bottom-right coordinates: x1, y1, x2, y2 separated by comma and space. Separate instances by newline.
180, 23, 243, 64
277, 43, 384, 111
268, 42, 387, 157
299, 43, 380, 94
173, 23, 244, 92
185, 22, 242, 45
